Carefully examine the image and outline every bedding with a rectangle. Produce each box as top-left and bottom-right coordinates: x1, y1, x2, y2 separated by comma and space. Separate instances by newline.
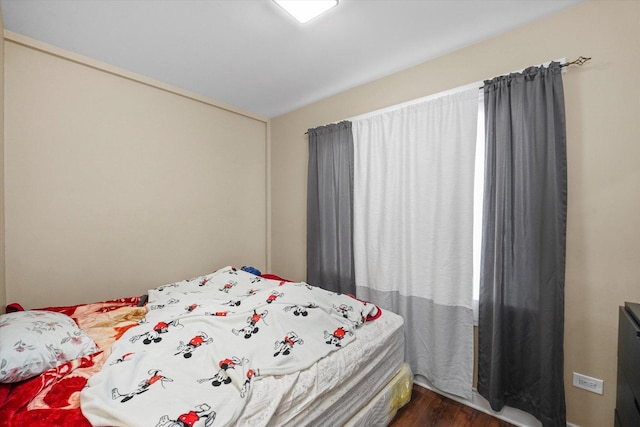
0, 297, 145, 427
0, 266, 409, 426
244, 308, 407, 426
0, 310, 98, 383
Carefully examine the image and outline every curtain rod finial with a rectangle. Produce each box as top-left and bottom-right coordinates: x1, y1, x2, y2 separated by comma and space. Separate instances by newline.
562, 56, 592, 68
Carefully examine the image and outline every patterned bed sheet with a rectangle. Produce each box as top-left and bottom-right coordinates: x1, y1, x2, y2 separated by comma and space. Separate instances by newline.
80, 267, 380, 426
0, 267, 391, 427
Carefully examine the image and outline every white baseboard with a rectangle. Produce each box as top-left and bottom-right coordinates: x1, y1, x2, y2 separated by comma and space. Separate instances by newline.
413, 375, 579, 427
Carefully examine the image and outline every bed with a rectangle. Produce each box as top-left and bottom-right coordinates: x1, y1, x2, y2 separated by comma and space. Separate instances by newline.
0, 266, 411, 426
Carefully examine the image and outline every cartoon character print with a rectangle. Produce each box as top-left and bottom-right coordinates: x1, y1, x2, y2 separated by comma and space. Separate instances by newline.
148, 298, 180, 311
333, 303, 353, 319
130, 319, 182, 345
249, 276, 263, 284
324, 326, 353, 348
224, 300, 242, 307
185, 303, 201, 313
273, 331, 303, 357
197, 356, 247, 387
240, 368, 258, 398
283, 302, 318, 317
205, 310, 230, 317
232, 310, 268, 339
112, 369, 173, 403
219, 281, 237, 293
155, 283, 179, 292
174, 332, 213, 358
198, 277, 211, 287
110, 352, 135, 365
266, 291, 284, 304
156, 403, 216, 427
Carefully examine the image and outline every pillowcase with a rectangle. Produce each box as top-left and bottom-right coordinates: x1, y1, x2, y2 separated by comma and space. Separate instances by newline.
0, 310, 98, 383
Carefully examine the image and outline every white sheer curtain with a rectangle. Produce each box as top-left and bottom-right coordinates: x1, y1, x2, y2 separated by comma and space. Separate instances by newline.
352, 88, 478, 399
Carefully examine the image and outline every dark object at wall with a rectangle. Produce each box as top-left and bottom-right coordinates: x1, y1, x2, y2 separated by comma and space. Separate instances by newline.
615, 302, 640, 427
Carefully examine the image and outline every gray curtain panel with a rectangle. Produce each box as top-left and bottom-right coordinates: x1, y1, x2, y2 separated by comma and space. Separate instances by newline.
478, 62, 567, 426
306, 121, 355, 294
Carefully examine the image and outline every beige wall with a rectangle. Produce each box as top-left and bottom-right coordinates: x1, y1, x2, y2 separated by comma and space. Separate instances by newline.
271, 1, 640, 426
3, 34, 270, 309
0, 11, 5, 311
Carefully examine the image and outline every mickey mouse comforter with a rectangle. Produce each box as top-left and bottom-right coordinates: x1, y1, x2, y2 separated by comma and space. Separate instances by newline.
80, 266, 380, 426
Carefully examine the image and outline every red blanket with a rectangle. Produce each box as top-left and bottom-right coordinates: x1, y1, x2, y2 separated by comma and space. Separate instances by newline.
0, 297, 145, 427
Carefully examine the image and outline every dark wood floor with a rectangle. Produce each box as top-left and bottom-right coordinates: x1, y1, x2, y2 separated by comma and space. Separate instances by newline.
389, 384, 516, 427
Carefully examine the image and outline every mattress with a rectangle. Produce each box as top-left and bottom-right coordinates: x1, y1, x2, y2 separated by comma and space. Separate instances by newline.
344, 363, 413, 427
237, 308, 406, 426
1, 268, 408, 427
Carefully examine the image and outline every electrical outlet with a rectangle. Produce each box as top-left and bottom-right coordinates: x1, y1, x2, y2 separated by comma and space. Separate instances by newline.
573, 372, 604, 394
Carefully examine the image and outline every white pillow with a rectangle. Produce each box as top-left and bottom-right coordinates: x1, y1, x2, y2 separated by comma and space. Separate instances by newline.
0, 310, 98, 383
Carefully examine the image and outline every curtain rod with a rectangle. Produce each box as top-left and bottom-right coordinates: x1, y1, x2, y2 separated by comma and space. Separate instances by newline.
478, 56, 592, 89
307, 56, 591, 133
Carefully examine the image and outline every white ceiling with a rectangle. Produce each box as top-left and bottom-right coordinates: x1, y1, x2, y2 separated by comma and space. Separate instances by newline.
0, 0, 584, 118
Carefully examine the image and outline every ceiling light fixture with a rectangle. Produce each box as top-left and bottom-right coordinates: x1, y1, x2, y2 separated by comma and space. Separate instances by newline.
274, 0, 339, 24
